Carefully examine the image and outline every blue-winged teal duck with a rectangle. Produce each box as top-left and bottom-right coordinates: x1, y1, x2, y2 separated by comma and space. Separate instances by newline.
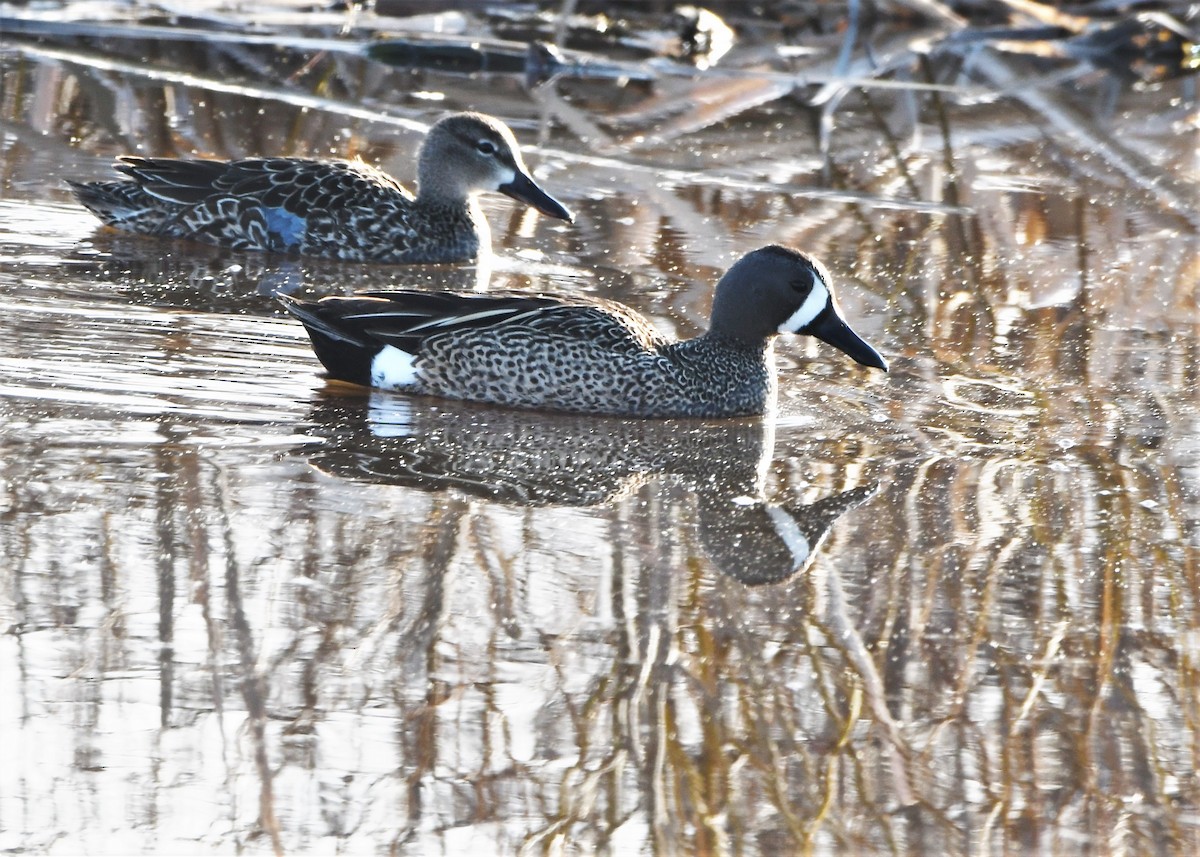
69, 112, 573, 264
279, 245, 888, 417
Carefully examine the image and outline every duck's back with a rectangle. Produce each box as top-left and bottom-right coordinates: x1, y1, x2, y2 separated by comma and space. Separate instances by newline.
71, 157, 479, 262
414, 300, 771, 417
285, 289, 777, 417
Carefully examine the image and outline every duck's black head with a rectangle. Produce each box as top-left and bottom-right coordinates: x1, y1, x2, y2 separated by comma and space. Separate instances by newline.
708, 245, 888, 371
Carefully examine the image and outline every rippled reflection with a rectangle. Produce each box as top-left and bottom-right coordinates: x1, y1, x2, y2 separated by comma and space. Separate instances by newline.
310, 392, 880, 584
1, 3, 1198, 855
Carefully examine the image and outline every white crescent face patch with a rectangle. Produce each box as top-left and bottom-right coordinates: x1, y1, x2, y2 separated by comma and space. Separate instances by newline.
777, 274, 830, 334
370, 345, 420, 389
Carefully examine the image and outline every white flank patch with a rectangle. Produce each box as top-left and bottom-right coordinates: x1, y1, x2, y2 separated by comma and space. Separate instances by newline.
370, 345, 420, 389
766, 506, 812, 568
777, 277, 829, 334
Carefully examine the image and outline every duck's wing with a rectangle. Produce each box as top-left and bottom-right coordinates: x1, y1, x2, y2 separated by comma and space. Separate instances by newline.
280, 291, 559, 351
115, 156, 413, 209
282, 290, 662, 355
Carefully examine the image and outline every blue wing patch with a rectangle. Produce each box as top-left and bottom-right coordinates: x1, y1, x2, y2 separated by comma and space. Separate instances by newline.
262, 206, 306, 249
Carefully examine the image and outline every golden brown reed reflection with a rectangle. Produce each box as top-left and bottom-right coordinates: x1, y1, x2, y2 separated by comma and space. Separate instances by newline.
2, 6, 1199, 856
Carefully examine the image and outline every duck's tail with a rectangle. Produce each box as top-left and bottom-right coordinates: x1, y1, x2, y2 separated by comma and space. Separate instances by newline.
278, 294, 377, 388
68, 180, 172, 233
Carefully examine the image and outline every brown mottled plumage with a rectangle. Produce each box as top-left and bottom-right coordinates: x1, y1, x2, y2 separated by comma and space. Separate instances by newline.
69, 113, 572, 263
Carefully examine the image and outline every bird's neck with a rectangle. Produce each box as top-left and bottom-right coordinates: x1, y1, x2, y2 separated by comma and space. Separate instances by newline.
694, 329, 775, 355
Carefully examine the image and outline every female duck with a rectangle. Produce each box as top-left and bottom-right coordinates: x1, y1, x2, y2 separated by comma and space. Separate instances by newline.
69, 112, 573, 264
279, 245, 888, 418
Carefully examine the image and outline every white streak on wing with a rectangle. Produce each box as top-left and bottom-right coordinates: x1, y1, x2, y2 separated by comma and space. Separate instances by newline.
370, 345, 420, 389
342, 310, 428, 321
501, 309, 546, 325
766, 506, 812, 568
115, 208, 157, 223
405, 307, 526, 333
778, 278, 829, 334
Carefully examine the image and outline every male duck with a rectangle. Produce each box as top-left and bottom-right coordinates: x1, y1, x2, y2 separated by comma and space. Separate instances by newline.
279, 245, 888, 418
69, 112, 573, 264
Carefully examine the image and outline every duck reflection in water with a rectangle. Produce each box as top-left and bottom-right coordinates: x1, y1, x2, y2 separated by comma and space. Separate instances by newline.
304, 392, 879, 586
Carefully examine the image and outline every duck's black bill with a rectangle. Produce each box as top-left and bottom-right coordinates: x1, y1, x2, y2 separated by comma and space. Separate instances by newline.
499, 170, 574, 222
808, 307, 889, 371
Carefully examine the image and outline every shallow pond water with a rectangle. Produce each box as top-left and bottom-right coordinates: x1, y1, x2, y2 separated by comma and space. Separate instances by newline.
1, 3, 1199, 855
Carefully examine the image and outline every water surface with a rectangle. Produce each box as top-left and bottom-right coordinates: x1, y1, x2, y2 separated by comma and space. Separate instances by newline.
1, 4, 1198, 854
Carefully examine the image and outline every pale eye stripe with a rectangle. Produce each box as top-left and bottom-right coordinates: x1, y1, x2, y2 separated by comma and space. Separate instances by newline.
767, 506, 812, 567
778, 279, 829, 334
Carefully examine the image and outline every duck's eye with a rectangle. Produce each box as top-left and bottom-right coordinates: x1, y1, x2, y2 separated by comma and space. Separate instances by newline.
476, 139, 498, 156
